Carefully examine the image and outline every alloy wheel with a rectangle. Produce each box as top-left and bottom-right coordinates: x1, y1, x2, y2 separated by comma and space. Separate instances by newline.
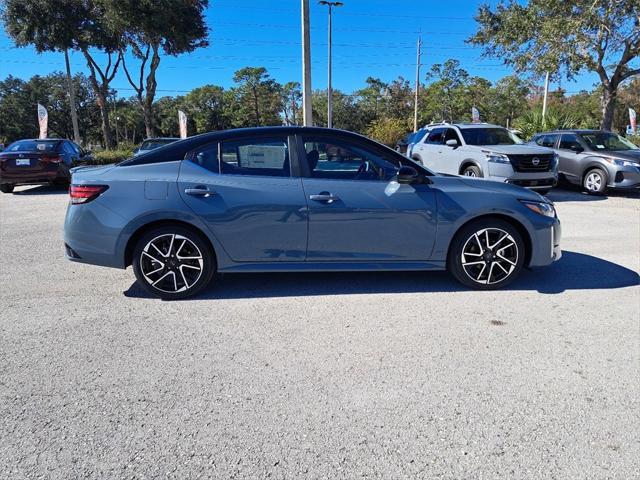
460, 228, 518, 285
464, 170, 477, 177
139, 234, 204, 293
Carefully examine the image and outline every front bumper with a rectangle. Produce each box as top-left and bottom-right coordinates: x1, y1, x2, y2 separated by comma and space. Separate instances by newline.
529, 217, 562, 267
607, 164, 640, 190
487, 163, 558, 190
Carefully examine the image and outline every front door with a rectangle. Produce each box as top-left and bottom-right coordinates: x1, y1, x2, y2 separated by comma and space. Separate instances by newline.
178, 134, 308, 262
299, 134, 437, 262
557, 133, 585, 181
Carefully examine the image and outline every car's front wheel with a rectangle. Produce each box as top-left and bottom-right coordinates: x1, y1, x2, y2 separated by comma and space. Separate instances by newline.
0, 183, 15, 193
582, 168, 608, 195
132, 226, 215, 300
448, 219, 525, 290
462, 165, 482, 178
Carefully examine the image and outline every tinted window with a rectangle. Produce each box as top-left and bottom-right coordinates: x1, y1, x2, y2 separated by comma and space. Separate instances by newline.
7, 140, 59, 152
191, 143, 220, 173
579, 132, 638, 151
425, 128, 446, 144
221, 137, 290, 177
443, 128, 461, 144
140, 139, 178, 150
460, 128, 523, 146
559, 134, 581, 150
303, 137, 399, 181
535, 134, 559, 148
413, 129, 429, 143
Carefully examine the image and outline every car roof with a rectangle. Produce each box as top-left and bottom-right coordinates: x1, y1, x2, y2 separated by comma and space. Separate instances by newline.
426, 122, 504, 129
141, 137, 180, 141
534, 129, 610, 135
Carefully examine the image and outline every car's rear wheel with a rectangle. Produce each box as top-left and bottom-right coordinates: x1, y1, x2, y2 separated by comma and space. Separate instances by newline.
462, 165, 482, 178
582, 168, 607, 195
0, 183, 14, 193
132, 226, 215, 300
448, 219, 525, 290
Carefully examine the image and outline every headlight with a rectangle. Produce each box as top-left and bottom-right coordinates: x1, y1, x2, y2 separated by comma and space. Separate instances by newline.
486, 153, 510, 164
604, 157, 638, 167
520, 200, 556, 218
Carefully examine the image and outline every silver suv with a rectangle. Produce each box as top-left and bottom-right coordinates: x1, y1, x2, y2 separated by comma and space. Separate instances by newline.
411, 123, 559, 193
530, 130, 640, 195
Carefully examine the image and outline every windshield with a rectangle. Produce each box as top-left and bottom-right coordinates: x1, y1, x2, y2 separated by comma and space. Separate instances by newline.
579, 132, 638, 151
460, 128, 523, 146
6, 140, 59, 152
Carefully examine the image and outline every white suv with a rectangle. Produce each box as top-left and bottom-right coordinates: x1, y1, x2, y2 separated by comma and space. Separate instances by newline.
411, 123, 559, 193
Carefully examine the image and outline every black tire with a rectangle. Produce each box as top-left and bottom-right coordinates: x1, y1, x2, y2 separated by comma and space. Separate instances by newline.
448, 218, 526, 290
0, 183, 14, 193
132, 225, 216, 300
582, 168, 608, 195
461, 165, 482, 178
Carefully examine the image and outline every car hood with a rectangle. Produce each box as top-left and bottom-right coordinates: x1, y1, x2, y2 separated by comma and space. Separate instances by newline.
607, 150, 640, 163
432, 175, 547, 202
474, 144, 555, 156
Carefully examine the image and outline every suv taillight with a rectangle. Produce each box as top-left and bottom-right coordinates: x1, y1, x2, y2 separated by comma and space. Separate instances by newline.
69, 185, 109, 204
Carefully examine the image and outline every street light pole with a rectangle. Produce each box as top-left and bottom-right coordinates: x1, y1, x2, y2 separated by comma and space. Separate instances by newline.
320, 1, 343, 129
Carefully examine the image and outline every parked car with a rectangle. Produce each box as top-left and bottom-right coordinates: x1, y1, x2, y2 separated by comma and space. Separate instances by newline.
0, 138, 92, 193
64, 127, 561, 299
396, 129, 429, 158
133, 137, 180, 156
411, 123, 559, 194
530, 130, 640, 195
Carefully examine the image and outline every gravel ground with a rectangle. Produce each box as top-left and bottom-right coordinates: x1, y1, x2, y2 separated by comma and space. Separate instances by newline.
1, 184, 638, 479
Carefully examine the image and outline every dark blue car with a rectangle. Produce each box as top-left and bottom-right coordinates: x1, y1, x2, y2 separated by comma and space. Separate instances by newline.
64, 127, 562, 299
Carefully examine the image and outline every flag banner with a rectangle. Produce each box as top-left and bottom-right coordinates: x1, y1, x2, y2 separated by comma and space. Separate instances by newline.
472, 106, 480, 123
37, 104, 48, 139
630, 108, 637, 132
178, 110, 188, 139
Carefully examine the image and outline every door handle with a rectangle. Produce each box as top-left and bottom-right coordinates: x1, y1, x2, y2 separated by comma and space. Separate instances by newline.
185, 186, 215, 197
309, 192, 338, 203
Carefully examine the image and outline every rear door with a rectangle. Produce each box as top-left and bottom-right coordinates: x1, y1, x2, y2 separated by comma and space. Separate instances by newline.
557, 133, 584, 180
419, 127, 446, 172
299, 133, 437, 262
178, 134, 308, 262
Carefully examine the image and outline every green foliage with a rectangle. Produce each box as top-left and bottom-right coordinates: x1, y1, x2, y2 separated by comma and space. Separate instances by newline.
628, 135, 640, 146
366, 118, 410, 147
514, 108, 580, 140
469, 0, 640, 129
90, 148, 134, 164
231, 67, 282, 127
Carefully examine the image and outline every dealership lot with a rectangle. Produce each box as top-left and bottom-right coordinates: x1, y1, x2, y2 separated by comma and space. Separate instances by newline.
0, 186, 638, 478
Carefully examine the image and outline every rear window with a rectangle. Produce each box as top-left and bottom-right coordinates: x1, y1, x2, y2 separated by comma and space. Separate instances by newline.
6, 140, 59, 152
140, 139, 178, 150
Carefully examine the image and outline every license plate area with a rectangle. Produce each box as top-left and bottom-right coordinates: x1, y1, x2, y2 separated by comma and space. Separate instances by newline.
16, 159, 31, 166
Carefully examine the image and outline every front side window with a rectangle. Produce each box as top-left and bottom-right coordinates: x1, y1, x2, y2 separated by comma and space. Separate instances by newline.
303, 137, 399, 181
443, 128, 461, 144
460, 128, 524, 146
579, 132, 638, 152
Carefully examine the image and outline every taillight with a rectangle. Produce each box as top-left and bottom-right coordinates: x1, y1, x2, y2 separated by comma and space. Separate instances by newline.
69, 184, 109, 204
43, 156, 63, 163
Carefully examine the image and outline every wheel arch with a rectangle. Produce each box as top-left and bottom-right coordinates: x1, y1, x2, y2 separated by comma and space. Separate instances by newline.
447, 213, 533, 267
124, 219, 217, 268
458, 160, 484, 176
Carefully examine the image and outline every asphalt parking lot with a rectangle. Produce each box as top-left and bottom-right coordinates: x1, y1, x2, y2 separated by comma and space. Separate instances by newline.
1, 185, 638, 479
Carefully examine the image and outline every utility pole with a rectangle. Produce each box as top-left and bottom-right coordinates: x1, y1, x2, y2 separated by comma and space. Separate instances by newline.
413, 34, 422, 132
320, 1, 343, 129
542, 71, 550, 122
301, 0, 313, 126
64, 49, 81, 145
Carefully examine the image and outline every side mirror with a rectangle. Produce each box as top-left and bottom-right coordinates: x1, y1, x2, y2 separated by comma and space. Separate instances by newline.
445, 139, 459, 147
397, 166, 421, 184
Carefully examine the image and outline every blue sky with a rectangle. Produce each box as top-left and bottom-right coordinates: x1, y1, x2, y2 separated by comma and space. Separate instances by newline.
0, 0, 608, 98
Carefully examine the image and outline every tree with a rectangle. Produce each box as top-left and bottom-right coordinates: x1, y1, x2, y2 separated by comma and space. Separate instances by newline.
469, 0, 640, 130
281, 82, 302, 126
231, 67, 282, 127
489, 75, 531, 127
3, 0, 123, 148
366, 117, 409, 147
425, 59, 471, 122
181, 85, 229, 133
112, 0, 209, 138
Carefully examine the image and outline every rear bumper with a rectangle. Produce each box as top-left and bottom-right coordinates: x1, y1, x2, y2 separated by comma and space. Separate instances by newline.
0, 164, 69, 185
